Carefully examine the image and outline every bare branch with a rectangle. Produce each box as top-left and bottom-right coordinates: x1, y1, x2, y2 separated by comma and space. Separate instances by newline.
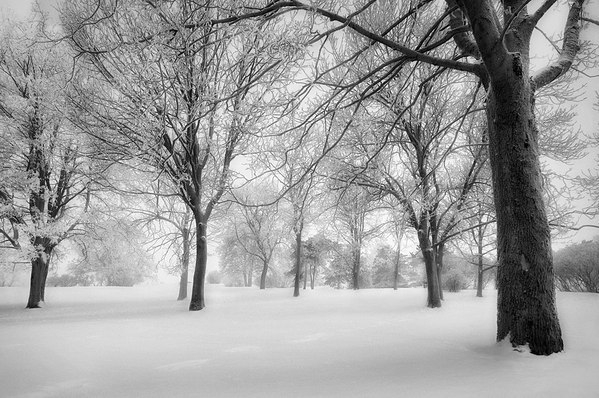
532, 0, 584, 89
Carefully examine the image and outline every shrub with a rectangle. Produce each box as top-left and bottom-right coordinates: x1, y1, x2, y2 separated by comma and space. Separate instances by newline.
443, 270, 468, 292
207, 270, 222, 284
554, 240, 599, 293
46, 274, 81, 287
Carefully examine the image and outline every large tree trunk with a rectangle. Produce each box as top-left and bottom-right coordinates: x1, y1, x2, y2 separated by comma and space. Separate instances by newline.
419, 233, 441, 308
259, 260, 268, 290
293, 228, 302, 297
177, 227, 190, 301
189, 216, 207, 311
488, 77, 562, 355
27, 254, 46, 309
455, 0, 584, 356
27, 240, 54, 309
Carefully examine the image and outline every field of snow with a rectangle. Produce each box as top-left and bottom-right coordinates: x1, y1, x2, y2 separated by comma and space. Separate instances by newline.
1, 285, 598, 398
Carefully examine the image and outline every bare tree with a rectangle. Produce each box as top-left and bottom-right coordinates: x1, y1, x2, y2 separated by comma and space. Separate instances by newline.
62, 0, 297, 310
231, 191, 286, 289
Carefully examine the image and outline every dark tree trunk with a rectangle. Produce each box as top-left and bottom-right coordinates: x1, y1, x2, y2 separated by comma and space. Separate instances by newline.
488, 76, 562, 355
177, 227, 190, 301
455, 0, 583, 356
259, 260, 268, 290
310, 265, 315, 290
293, 228, 302, 297
419, 233, 441, 308
40, 260, 49, 303
27, 250, 51, 308
189, 216, 207, 311
27, 240, 54, 309
27, 255, 46, 309
436, 243, 445, 300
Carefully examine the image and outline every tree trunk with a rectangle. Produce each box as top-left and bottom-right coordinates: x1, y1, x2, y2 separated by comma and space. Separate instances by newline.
352, 247, 361, 290
178, 268, 189, 301
40, 258, 50, 302
303, 261, 308, 290
27, 240, 54, 309
27, 249, 51, 308
246, 268, 253, 287
293, 228, 302, 297
260, 260, 268, 290
419, 233, 441, 308
476, 225, 484, 298
436, 243, 445, 300
393, 247, 401, 291
178, 227, 190, 301
310, 265, 315, 290
476, 267, 484, 298
189, 216, 207, 311
488, 76, 562, 355
27, 254, 46, 308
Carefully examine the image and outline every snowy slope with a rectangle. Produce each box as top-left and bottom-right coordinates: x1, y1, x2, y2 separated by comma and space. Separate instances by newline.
1, 285, 598, 398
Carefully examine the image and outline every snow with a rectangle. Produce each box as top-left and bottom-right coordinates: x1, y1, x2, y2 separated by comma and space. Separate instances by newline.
1, 285, 598, 397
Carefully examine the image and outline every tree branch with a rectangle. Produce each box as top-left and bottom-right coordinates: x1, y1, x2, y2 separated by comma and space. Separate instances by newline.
532, 0, 584, 90
530, 0, 559, 26
213, 1, 482, 76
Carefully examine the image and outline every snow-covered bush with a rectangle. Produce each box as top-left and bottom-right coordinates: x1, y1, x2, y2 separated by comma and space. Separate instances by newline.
554, 240, 599, 293
443, 270, 468, 292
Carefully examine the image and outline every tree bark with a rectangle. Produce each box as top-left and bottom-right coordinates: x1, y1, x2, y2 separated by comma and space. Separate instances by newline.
178, 268, 189, 301
27, 239, 54, 309
455, 0, 584, 356
436, 243, 445, 300
488, 83, 563, 354
260, 260, 268, 290
393, 247, 401, 291
27, 255, 46, 309
419, 233, 441, 308
40, 259, 49, 303
189, 216, 207, 311
476, 224, 484, 298
352, 246, 361, 290
178, 227, 190, 300
293, 228, 302, 297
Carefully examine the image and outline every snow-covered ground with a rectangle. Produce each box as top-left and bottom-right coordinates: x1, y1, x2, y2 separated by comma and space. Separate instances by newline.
1, 285, 598, 398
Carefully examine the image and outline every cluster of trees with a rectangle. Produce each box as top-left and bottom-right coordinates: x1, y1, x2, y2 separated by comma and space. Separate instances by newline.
0, 0, 597, 356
